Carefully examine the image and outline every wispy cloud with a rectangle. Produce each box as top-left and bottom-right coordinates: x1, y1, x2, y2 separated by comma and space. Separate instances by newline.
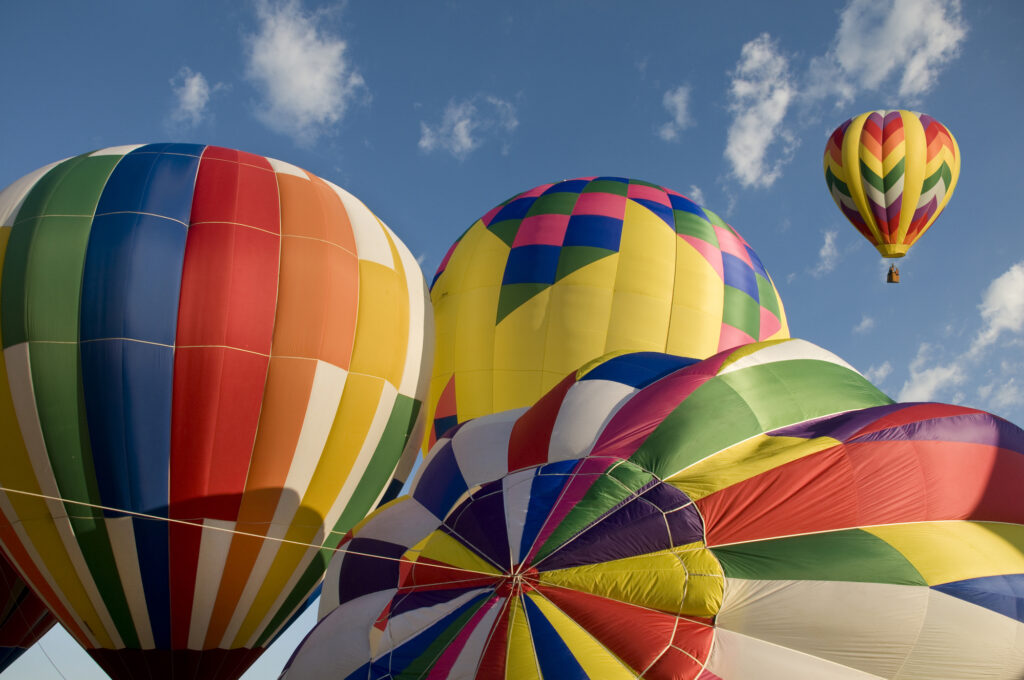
897, 260, 1024, 411
978, 378, 1024, 413
419, 95, 518, 160
863, 360, 892, 385
898, 343, 965, 401
808, 0, 967, 105
169, 67, 221, 128
853, 314, 875, 334
967, 261, 1024, 357
811, 230, 840, 277
724, 34, 797, 188
245, 0, 366, 145
687, 185, 706, 205
658, 85, 694, 141
725, 1, 966, 189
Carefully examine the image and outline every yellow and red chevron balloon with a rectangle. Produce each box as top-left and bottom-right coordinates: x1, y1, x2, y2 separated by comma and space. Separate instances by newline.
824, 110, 960, 258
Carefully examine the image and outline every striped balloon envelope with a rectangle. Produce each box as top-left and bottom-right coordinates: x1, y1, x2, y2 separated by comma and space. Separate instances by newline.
285, 340, 1024, 680
824, 110, 960, 259
0, 143, 432, 679
0, 553, 55, 672
425, 177, 788, 451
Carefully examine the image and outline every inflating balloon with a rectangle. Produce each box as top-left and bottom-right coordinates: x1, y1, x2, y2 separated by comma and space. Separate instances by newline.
0, 553, 55, 672
425, 177, 788, 450
0, 143, 431, 679
287, 340, 1024, 679
824, 110, 960, 265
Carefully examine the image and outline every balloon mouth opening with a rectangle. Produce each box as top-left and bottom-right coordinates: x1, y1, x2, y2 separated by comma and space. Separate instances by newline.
875, 244, 908, 258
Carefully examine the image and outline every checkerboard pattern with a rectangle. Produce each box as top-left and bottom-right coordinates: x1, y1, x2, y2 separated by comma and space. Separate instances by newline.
436, 177, 783, 338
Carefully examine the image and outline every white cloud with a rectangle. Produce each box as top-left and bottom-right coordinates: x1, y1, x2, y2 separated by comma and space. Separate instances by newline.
898, 342, 965, 402
896, 261, 1024, 413
688, 185, 705, 205
169, 67, 218, 128
853, 314, 875, 334
245, 0, 366, 145
658, 85, 693, 141
419, 95, 518, 160
808, 0, 967, 104
724, 34, 797, 188
811, 230, 839, 277
986, 379, 1024, 412
724, 2, 966, 191
968, 261, 1024, 356
863, 360, 892, 385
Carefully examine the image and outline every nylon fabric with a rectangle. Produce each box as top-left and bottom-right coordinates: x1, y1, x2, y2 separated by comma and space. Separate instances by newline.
0, 145, 432, 680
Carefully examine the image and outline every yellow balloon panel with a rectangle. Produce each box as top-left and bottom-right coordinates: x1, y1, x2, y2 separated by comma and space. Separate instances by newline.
426, 177, 789, 450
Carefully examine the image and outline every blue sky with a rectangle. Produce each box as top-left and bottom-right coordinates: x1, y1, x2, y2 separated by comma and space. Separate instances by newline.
2, 1, 1023, 677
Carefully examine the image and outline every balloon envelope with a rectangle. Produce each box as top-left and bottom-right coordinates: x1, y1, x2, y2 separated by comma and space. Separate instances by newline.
0, 552, 55, 672
288, 340, 1024, 679
824, 110, 960, 258
425, 177, 788, 450
0, 144, 431, 679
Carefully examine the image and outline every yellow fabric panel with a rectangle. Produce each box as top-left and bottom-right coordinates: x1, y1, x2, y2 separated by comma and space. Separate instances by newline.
506, 597, 542, 680
541, 260, 617, 380
666, 236, 723, 358
436, 223, 508, 295
305, 373, 386, 518
494, 288, 552, 370
667, 435, 841, 500
431, 294, 457, 381
453, 286, 498, 374
0, 228, 113, 648
896, 110, 927, 244
414, 529, 502, 576
349, 260, 404, 386
384, 230, 411, 382
605, 204, 674, 353
454, 369, 495, 425
865, 521, 1024, 586
539, 544, 724, 617
429, 224, 510, 430
525, 592, 637, 679
842, 113, 885, 245
491, 369, 544, 415
492, 288, 551, 416
231, 374, 387, 644
605, 289, 673, 354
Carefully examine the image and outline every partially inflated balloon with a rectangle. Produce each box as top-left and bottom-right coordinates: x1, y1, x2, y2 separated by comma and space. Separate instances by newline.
824, 110, 960, 258
0, 553, 55, 671
0, 144, 431, 679
426, 177, 788, 449
287, 340, 1024, 680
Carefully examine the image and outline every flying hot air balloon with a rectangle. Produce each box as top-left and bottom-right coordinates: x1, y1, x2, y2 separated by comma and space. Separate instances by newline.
286, 340, 1024, 679
824, 110, 960, 282
0, 143, 431, 679
425, 177, 788, 451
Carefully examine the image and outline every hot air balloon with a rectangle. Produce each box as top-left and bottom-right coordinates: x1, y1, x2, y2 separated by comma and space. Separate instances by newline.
824, 110, 960, 282
0, 553, 55, 672
285, 340, 1024, 679
425, 176, 788, 450
0, 143, 432, 679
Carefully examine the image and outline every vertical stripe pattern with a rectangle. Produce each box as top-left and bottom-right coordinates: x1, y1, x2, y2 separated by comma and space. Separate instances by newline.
0, 145, 432, 680
824, 109, 960, 258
